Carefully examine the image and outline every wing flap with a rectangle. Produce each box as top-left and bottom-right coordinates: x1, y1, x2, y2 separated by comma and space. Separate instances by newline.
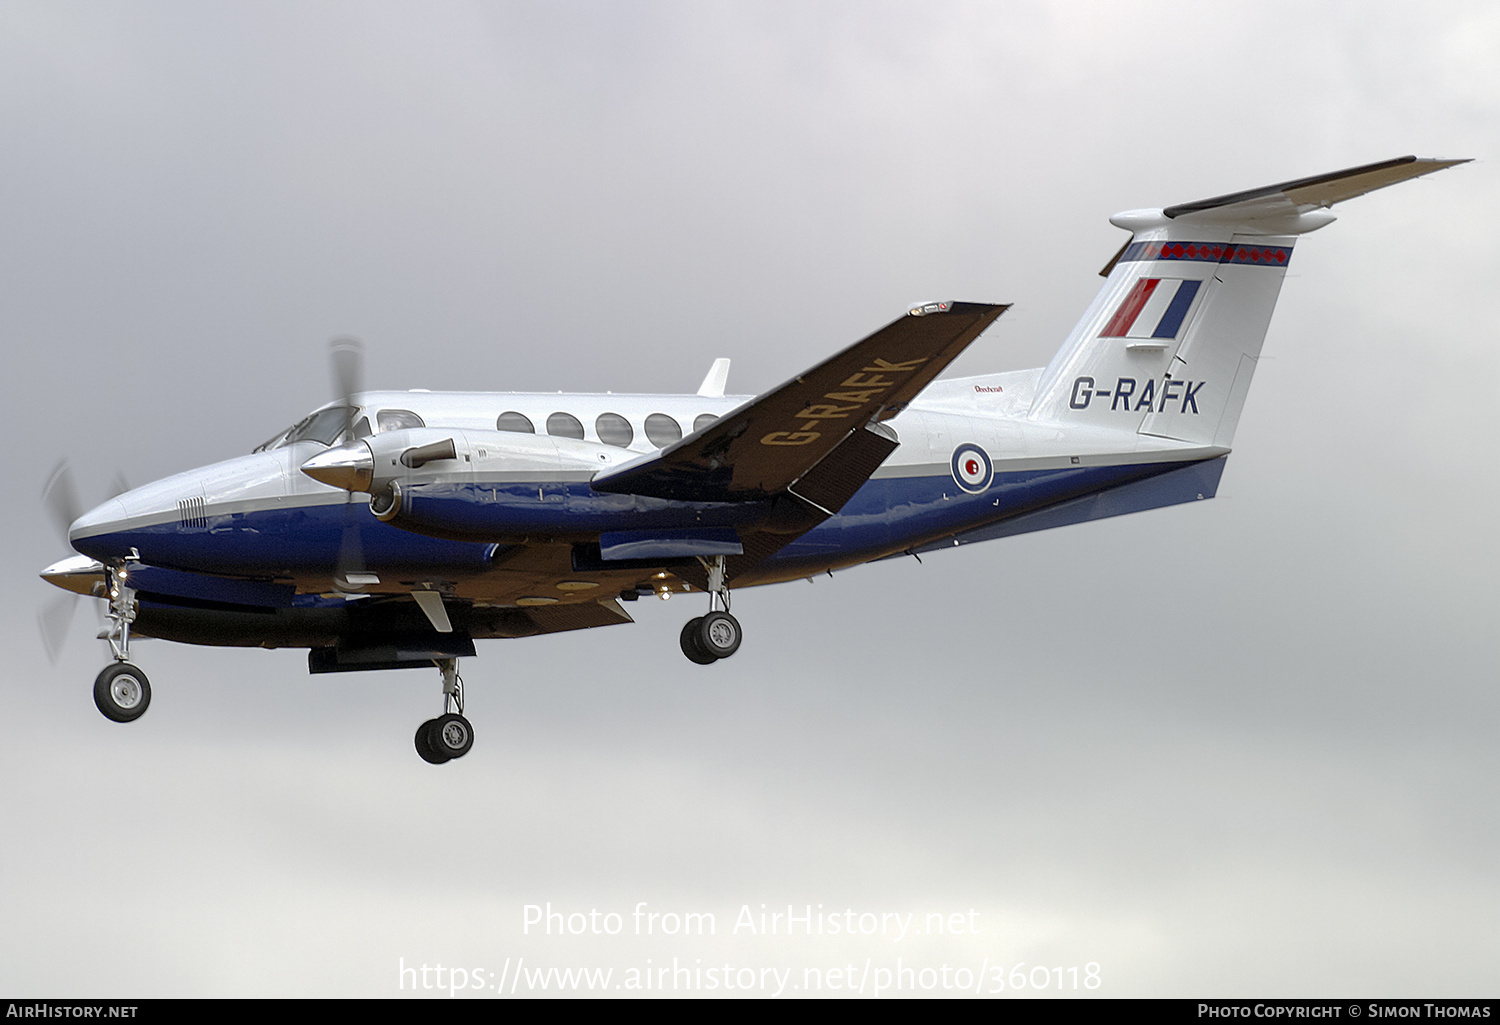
787, 419, 901, 516
673, 420, 903, 589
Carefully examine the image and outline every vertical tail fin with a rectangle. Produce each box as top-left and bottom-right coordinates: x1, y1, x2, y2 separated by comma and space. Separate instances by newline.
1028, 157, 1468, 447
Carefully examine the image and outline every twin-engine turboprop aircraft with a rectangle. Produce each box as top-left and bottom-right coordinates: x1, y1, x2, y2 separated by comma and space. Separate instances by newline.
41, 156, 1466, 763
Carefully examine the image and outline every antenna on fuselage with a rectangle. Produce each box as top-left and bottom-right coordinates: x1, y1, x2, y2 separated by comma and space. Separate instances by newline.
697, 358, 730, 398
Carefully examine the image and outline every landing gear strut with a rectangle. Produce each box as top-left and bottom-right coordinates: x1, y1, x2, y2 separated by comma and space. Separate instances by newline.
679, 556, 742, 665
94, 561, 152, 723
415, 658, 474, 764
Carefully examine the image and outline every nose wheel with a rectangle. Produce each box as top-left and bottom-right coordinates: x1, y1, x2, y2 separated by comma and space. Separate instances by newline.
415, 659, 474, 764
679, 556, 742, 664
94, 662, 151, 722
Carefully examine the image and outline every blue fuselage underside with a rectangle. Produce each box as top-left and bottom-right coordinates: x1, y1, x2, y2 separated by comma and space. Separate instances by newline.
74, 458, 1220, 585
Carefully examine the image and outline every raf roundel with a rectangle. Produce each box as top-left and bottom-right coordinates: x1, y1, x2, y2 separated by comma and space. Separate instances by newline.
950, 444, 993, 494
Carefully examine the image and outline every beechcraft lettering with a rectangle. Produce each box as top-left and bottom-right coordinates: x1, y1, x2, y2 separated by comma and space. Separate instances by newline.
760, 356, 928, 447
1068, 376, 1205, 413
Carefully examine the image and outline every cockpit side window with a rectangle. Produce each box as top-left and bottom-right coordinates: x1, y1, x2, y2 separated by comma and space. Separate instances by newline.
377, 409, 425, 432
282, 406, 355, 447
254, 405, 362, 452
252, 428, 291, 454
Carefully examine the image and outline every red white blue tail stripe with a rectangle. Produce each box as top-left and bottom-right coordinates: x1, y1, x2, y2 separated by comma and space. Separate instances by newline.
1099, 278, 1203, 339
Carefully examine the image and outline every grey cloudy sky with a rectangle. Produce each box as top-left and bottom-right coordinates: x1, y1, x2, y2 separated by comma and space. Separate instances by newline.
3, 0, 1497, 998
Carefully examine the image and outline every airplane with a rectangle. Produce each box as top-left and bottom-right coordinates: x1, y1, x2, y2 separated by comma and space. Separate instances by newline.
40, 155, 1467, 764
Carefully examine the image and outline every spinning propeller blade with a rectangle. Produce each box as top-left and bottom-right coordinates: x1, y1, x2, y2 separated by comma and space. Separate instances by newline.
330, 335, 363, 443
327, 337, 377, 591
39, 461, 85, 663
42, 459, 81, 546
40, 462, 127, 662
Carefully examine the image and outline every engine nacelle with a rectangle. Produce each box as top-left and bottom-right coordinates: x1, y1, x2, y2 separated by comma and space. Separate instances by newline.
301, 428, 650, 536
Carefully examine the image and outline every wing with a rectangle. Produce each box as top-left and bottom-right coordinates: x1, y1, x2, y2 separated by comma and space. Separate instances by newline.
592, 300, 1007, 586
592, 301, 1008, 503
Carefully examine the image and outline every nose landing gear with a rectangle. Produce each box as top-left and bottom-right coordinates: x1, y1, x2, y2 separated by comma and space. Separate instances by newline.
93, 562, 152, 723
415, 658, 475, 764
679, 556, 742, 665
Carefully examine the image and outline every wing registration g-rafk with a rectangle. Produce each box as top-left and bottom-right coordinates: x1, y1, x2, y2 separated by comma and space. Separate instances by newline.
593, 300, 1006, 502
589, 300, 1006, 580
42, 155, 1467, 762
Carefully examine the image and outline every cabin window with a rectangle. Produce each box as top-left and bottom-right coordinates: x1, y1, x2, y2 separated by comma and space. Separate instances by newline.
645, 413, 682, 447
595, 412, 634, 448
693, 413, 719, 432
496, 411, 535, 433
377, 409, 425, 432
546, 412, 585, 440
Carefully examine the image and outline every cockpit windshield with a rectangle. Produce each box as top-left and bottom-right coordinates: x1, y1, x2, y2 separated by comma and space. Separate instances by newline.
253, 406, 357, 453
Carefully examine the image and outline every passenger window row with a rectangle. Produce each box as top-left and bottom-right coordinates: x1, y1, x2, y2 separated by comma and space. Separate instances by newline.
495, 411, 720, 449
370, 408, 720, 451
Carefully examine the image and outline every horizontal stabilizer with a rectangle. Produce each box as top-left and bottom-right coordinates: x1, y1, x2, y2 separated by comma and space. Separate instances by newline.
1163, 155, 1469, 222
593, 301, 1007, 503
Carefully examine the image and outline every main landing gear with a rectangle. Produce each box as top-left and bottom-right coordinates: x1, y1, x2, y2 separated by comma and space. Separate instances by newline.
679, 556, 742, 665
415, 658, 474, 764
93, 562, 152, 723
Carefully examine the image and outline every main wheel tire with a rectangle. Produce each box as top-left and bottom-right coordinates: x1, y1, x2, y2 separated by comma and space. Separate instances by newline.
697, 611, 742, 659
680, 617, 718, 664
430, 713, 474, 760
94, 663, 151, 723
415, 719, 451, 764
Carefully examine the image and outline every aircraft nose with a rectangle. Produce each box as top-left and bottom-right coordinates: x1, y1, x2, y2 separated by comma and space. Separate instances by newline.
68, 498, 128, 545
300, 444, 374, 493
